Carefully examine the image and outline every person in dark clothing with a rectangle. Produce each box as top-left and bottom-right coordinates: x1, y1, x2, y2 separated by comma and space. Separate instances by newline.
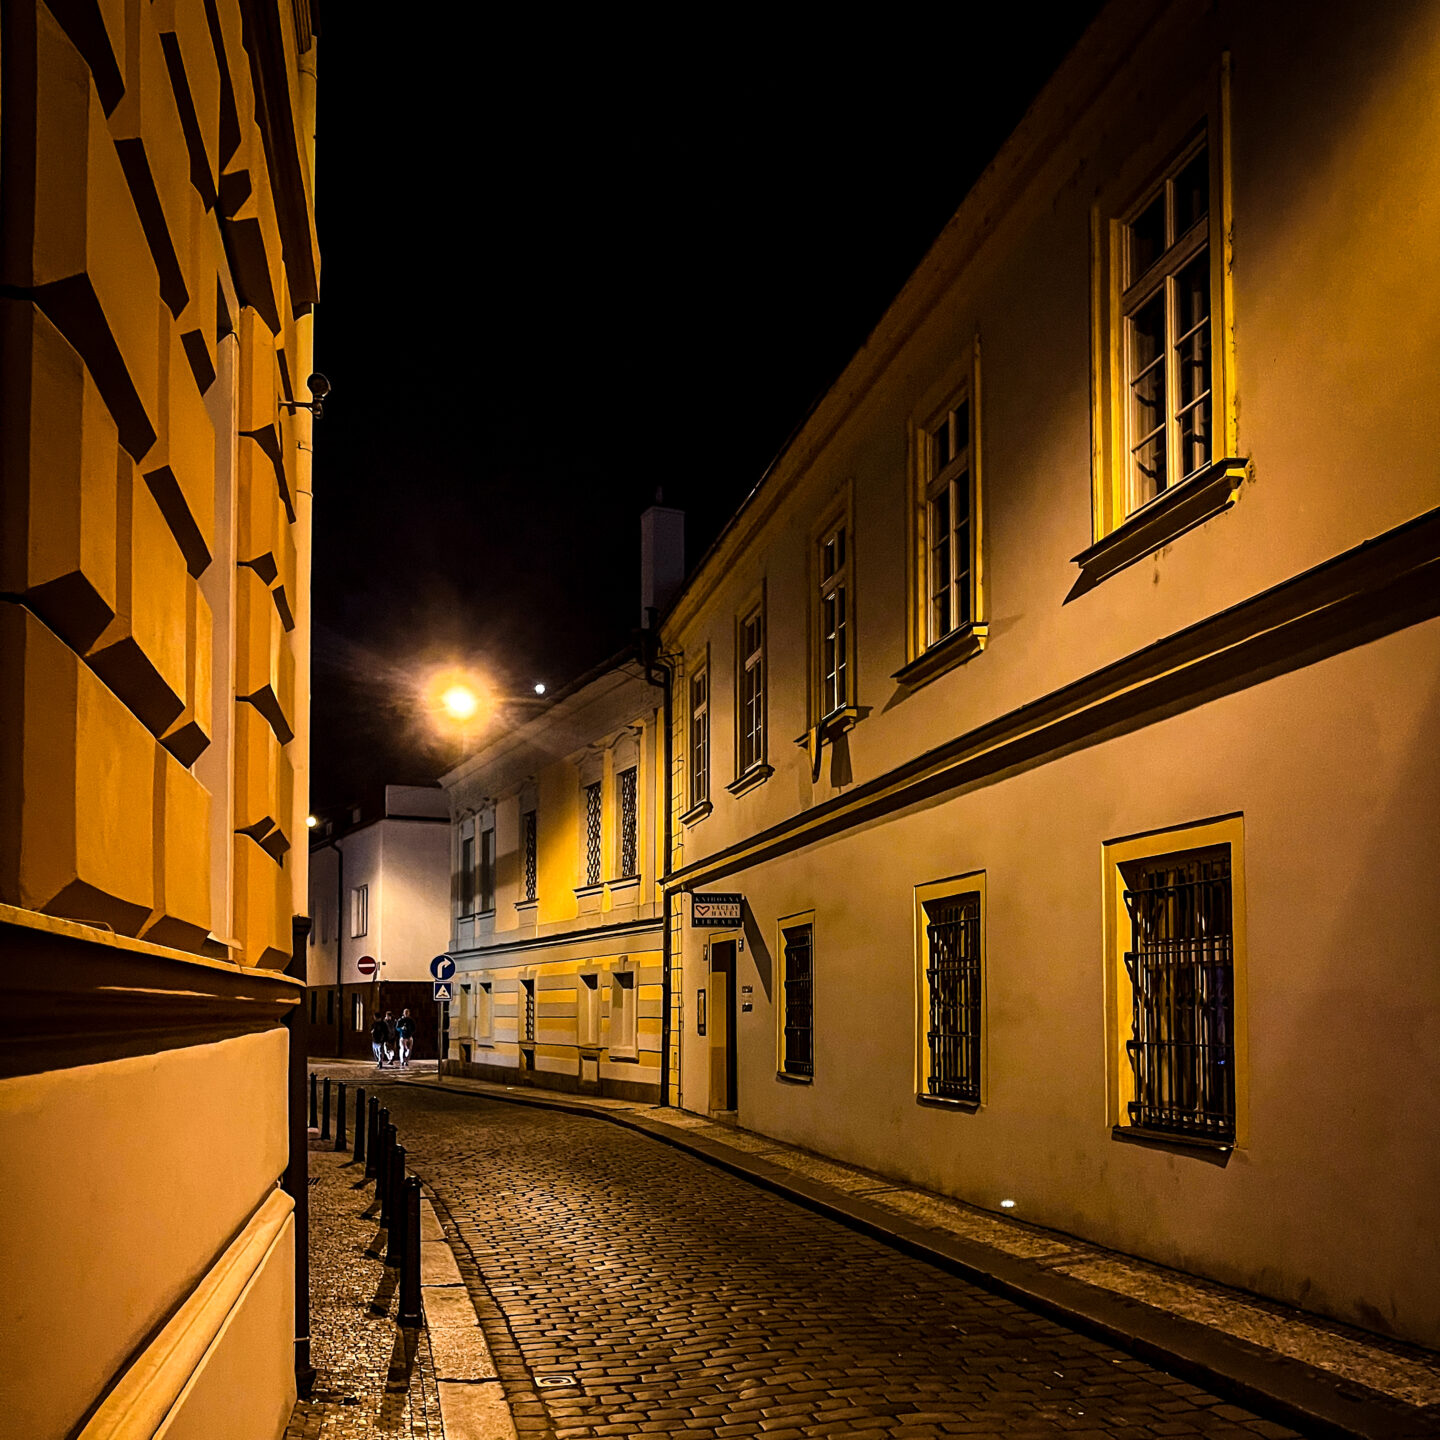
370, 1014, 387, 1067
396, 1009, 416, 1066
382, 1011, 398, 1065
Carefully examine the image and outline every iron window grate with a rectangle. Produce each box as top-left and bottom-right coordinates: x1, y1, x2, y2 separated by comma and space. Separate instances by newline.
522, 980, 536, 1043
925, 894, 981, 1102
782, 924, 814, 1077
522, 811, 537, 902
1123, 850, 1234, 1142
618, 767, 638, 877
583, 782, 602, 887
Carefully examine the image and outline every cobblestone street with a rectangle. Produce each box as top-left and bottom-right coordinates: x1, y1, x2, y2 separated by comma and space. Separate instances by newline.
319, 1070, 1302, 1440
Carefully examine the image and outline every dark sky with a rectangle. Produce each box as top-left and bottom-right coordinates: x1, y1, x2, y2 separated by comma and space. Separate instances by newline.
308, 15, 1097, 810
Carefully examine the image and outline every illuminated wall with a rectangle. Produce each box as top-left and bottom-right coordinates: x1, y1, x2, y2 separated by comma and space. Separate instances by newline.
442, 662, 666, 1100
0, 0, 318, 1434
661, 0, 1440, 1349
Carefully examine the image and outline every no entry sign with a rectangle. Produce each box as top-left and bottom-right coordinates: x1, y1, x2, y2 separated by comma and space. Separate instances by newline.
356, 955, 377, 977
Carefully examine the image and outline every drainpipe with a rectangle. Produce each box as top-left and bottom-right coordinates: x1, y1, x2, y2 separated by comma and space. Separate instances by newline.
283, 913, 314, 1395
330, 836, 343, 1056
642, 633, 675, 1108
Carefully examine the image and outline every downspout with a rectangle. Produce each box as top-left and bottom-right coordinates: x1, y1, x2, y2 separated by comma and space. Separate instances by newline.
642, 634, 675, 1108
329, 836, 343, 1056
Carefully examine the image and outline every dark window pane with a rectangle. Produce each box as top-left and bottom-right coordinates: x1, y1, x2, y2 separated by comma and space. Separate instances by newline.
1129, 194, 1166, 281
1174, 147, 1209, 237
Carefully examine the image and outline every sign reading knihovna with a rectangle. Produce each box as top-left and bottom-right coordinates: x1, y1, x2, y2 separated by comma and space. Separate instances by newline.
691, 892, 743, 926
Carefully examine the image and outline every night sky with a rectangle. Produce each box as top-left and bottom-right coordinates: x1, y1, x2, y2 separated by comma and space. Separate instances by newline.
308, 14, 1097, 811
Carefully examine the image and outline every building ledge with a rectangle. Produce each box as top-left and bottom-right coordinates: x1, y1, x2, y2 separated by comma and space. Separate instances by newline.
1070, 458, 1247, 597
726, 764, 774, 798
679, 799, 713, 828
893, 624, 988, 691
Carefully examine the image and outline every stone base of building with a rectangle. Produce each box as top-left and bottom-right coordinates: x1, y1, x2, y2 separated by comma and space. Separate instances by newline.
441, 1057, 660, 1104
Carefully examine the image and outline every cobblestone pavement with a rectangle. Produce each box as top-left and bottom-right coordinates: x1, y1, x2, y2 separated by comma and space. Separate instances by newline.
331, 1069, 1301, 1440
283, 1128, 445, 1440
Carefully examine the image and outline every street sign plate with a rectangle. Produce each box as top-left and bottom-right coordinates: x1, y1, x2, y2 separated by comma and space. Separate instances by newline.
430, 954, 456, 980
691, 892, 743, 926
356, 955, 377, 976
433, 980, 453, 1002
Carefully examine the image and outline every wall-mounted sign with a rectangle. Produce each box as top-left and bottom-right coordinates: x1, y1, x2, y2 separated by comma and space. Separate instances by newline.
692, 892, 743, 926
356, 955, 377, 977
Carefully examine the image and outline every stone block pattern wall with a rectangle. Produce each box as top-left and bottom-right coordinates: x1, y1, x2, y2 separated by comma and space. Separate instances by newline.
0, 0, 317, 967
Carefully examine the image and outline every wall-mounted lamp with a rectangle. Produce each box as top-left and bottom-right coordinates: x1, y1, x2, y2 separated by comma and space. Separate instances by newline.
279, 372, 332, 419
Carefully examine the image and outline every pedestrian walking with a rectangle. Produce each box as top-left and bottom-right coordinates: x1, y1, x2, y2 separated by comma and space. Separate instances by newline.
382, 1010, 398, 1065
370, 1013, 388, 1067
396, 1008, 416, 1067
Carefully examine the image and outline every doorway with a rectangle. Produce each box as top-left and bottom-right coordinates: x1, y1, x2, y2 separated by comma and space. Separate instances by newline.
708, 938, 738, 1114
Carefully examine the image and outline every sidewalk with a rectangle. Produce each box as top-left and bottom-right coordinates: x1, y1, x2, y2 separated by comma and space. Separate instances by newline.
284, 1103, 518, 1440
395, 1069, 1440, 1440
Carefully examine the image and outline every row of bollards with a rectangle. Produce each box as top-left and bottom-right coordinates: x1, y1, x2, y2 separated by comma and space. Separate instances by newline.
309, 1071, 422, 1327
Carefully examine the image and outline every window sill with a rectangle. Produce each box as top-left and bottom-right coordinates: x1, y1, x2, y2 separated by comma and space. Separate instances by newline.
793, 705, 866, 749
916, 1093, 980, 1113
679, 799, 713, 827
1111, 1124, 1234, 1161
608, 1047, 638, 1062
775, 1069, 813, 1085
608, 876, 641, 903
726, 764, 773, 798
1071, 458, 1246, 595
513, 899, 538, 916
893, 623, 989, 691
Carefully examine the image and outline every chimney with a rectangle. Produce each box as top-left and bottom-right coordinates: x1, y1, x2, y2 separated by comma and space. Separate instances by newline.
640, 499, 685, 629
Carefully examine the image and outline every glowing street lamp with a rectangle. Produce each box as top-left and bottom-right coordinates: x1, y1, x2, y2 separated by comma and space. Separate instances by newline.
441, 684, 480, 721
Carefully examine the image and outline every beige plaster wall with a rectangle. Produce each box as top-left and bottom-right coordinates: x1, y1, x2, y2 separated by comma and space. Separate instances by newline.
696, 615, 1440, 1346
0, 1027, 289, 1439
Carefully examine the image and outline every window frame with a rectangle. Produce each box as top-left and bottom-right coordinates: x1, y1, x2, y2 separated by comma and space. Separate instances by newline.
775, 911, 816, 1082
897, 339, 988, 688
730, 590, 770, 792
1082, 68, 1242, 587
914, 872, 987, 1109
459, 834, 475, 916
1103, 815, 1248, 1152
349, 884, 368, 938
681, 649, 712, 823
477, 823, 496, 914
578, 971, 601, 1047
581, 779, 603, 888
474, 980, 494, 1043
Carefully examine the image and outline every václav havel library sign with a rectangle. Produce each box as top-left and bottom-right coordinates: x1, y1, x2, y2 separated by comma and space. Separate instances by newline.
691, 893, 743, 926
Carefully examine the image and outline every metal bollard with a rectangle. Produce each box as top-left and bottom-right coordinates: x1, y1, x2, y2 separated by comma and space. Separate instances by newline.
334, 1082, 347, 1151
397, 1176, 422, 1326
309, 1072, 317, 1129
353, 1087, 367, 1163
365, 1096, 380, 1177
386, 1145, 407, 1265
320, 1076, 331, 1140
379, 1122, 396, 1224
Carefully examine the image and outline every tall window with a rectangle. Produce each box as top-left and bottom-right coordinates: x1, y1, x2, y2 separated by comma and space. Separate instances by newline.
780, 923, 814, 1078
925, 398, 973, 645
923, 892, 982, 1103
689, 665, 710, 807
618, 766, 638, 877
459, 835, 475, 914
349, 884, 368, 937
1122, 848, 1234, 1142
522, 810, 538, 902
578, 973, 600, 1045
521, 978, 536, 1044
738, 604, 765, 775
478, 825, 495, 913
583, 781, 603, 886
818, 523, 849, 719
475, 981, 493, 1041
1123, 142, 1211, 511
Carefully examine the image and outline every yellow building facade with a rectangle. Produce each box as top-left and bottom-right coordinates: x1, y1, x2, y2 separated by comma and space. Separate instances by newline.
1, 1, 318, 1435
661, 0, 1440, 1351
441, 660, 668, 1101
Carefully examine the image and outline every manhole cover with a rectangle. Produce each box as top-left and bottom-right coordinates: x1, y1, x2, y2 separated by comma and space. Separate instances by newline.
535, 1375, 578, 1389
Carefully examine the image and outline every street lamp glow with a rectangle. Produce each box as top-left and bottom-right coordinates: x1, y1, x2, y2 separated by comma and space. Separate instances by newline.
441, 684, 480, 720
306, 814, 318, 829
533, 682, 546, 696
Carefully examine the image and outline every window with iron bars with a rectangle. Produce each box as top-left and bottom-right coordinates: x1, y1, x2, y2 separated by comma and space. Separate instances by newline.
1122, 848, 1234, 1143
924, 892, 981, 1103
521, 978, 536, 1044
618, 766, 638, 877
522, 810, 538, 901
583, 781, 602, 887
781, 923, 814, 1078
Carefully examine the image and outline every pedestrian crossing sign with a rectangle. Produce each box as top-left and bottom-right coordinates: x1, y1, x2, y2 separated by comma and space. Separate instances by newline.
433, 980, 453, 1002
